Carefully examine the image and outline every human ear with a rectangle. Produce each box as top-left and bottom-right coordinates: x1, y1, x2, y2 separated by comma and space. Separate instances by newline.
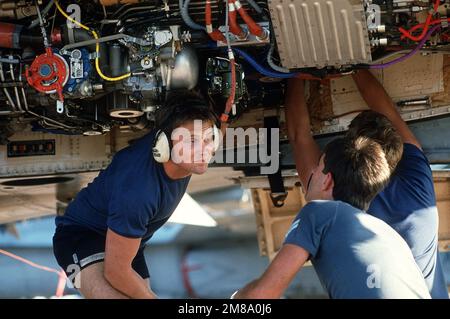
321, 172, 334, 194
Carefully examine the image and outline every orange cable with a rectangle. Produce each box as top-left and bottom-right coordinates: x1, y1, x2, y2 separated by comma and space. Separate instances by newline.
0, 248, 67, 297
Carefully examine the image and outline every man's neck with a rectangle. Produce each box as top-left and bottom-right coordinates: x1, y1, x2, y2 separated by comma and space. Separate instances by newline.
163, 161, 192, 180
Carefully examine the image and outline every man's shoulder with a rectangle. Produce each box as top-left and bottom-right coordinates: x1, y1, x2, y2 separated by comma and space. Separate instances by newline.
120, 130, 156, 154
398, 143, 429, 169
304, 200, 357, 212
109, 130, 156, 167
303, 200, 339, 211
301, 200, 355, 220
385, 143, 434, 198
388, 143, 433, 187
400, 143, 426, 159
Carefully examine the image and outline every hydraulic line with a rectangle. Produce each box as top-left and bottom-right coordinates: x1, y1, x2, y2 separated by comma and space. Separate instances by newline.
399, 0, 440, 42
232, 0, 267, 39
228, 0, 247, 39
28, 0, 55, 30
54, 0, 131, 82
267, 42, 290, 73
245, 0, 263, 15
368, 25, 441, 69
9, 62, 22, 112
233, 48, 300, 78
180, 0, 207, 32
205, 0, 226, 42
0, 62, 16, 111
221, 0, 237, 125
401, 17, 450, 40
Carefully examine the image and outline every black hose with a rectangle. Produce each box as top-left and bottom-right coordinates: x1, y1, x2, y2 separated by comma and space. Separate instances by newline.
19, 34, 45, 49
122, 15, 172, 30
385, 0, 394, 26
61, 25, 104, 53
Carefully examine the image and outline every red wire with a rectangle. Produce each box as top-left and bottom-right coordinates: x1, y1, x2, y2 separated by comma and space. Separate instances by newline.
205, 0, 226, 42
220, 2, 239, 124
205, 0, 212, 26
400, 17, 450, 40
0, 248, 67, 297
434, 0, 441, 11
224, 55, 236, 117
400, 14, 433, 41
399, 0, 441, 42
228, 0, 245, 38
232, 0, 264, 37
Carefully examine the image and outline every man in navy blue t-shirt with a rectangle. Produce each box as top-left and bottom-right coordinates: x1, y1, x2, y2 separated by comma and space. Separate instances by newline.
53, 90, 220, 298
349, 70, 447, 298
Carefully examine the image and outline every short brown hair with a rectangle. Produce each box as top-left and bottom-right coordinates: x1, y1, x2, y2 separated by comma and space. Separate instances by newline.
347, 111, 403, 173
155, 90, 219, 134
323, 136, 391, 210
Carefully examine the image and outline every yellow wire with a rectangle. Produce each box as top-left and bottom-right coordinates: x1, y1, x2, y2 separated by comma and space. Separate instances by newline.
54, 0, 131, 82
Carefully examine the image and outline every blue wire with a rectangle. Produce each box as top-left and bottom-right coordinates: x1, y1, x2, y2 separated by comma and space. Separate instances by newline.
233, 48, 299, 79
31, 123, 80, 135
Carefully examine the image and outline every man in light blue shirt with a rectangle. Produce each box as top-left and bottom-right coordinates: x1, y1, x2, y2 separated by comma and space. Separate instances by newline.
349, 70, 448, 298
284, 199, 430, 298
234, 77, 431, 298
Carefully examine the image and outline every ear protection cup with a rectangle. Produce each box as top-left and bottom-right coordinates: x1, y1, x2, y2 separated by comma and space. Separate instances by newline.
152, 130, 172, 163
152, 91, 222, 163
153, 124, 220, 163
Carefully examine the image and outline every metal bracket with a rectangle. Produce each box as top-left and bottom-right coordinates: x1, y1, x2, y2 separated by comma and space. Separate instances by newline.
56, 100, 64, 114
268, 171, 288, 207
60, 34, 151, 53
67, 26, 75, 48
264, 116, 287, 207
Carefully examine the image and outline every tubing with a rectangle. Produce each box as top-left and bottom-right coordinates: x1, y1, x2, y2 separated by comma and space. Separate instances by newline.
228, 0, 246, 38
233, 48, 300, 78
245, 0, 263, 15
369, 25, 441, 69
180, 0, 207, 32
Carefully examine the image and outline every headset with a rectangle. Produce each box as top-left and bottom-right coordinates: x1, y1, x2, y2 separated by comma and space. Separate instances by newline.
152, 100, 221, 163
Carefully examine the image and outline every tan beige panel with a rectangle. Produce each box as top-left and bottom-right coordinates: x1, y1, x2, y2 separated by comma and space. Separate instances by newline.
252, 186, 306, 260
0, 132, 112, 178
0, 128, 149, 178
250, 172, 450, 260
302, 53, 450, 136
330, 54, 444, 117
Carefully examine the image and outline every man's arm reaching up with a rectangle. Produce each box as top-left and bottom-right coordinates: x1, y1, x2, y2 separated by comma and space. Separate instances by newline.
352, 70, 421, 149
285, 78, 322, 191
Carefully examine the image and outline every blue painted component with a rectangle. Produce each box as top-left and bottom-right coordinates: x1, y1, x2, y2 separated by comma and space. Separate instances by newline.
38, 64, 52, 77
63, 48, 92, 94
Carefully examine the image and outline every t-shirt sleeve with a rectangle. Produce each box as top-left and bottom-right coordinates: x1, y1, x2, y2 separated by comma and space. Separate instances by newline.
395, 143, 435, 206
283, 201, 337, 258
397, 143, 432, 177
